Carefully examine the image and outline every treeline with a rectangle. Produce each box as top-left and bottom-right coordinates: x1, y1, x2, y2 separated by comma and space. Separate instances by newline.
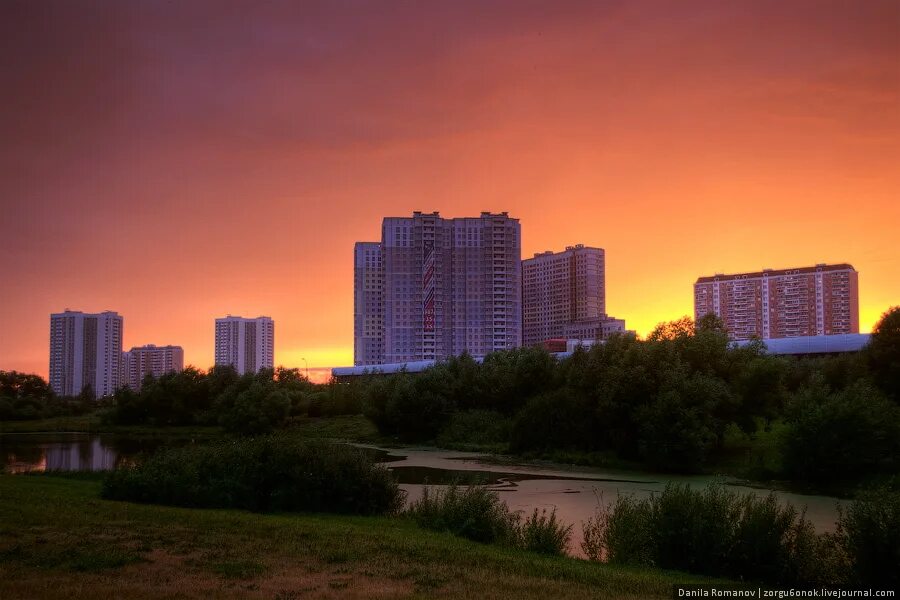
355, 308, 900, 486
109, 366, 353, 435
0, 371, 96, 421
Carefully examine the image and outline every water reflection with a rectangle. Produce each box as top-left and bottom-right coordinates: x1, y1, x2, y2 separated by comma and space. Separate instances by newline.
1, 433, 181, 473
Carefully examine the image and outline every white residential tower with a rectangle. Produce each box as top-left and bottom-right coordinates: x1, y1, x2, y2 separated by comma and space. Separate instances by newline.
214, 316, 275, 374
49, 310, 123, 398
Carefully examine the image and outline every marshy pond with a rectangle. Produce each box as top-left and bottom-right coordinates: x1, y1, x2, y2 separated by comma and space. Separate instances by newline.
2, 433, 846, 555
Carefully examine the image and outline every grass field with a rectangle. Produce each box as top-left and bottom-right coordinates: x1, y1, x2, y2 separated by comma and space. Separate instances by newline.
0, 474, 714, 599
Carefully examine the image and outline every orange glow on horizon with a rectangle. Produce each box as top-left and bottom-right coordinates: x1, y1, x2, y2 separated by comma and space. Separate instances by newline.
1, 1, 897, 381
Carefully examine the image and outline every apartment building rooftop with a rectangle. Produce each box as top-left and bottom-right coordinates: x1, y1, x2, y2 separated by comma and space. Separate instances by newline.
696, 263, 855, 284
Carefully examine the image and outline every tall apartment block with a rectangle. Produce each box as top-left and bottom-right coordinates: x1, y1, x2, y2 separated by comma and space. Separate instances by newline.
522, 244, 626, 347
49, 310, 123, 398
121, 344, 184, 390
354, 211, 522, 366
354, 242, 385, 366
694, 263, 859, 340
214, 316, 275, 374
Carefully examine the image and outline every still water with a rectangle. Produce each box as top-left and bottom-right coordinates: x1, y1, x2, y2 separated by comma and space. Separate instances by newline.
363, 444, 847, 555
0, 433, 191, 473
2, 433, 846, 556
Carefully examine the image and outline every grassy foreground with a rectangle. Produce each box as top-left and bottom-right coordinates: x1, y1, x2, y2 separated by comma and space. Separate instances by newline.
0, 475, 710, 599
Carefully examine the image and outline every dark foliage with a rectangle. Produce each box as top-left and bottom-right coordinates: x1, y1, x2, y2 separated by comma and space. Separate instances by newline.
866, 306, 900, 401
407, 484, 519, 544
102, 437, 403, 516
0, 370, 94, 421
355, 309, 900, 483
836, 488, 900, 587
781, 381, 900, 484
406, 485, 572, 556
107, 366, 329, 434
583, 483, 842, 585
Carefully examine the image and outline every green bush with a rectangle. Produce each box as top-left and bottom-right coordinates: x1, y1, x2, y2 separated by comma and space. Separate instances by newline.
650, 483, 738, 574
102, 437, 403, 516
406, 484, 519, 545
582, 483, 838, 585
836, 488, 900, 587
407, 485, 574, 556
582, 494, 654, 564
518, 508, 572, 556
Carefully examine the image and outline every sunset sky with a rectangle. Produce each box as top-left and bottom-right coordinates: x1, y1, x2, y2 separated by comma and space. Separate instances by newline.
1, 1, 898, 381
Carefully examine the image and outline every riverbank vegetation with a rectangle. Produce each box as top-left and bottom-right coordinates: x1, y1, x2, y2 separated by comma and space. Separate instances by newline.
0, 474, 711, 599
102, 437, 402, 516
94, 435, 898, 586
581, 482, 899, 588
407, 484, 572, 556
4, 307, 899, 491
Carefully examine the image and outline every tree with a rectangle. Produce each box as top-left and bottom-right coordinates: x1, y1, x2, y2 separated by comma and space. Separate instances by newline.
509, 389, 594, 452
647, 316, 695, 342
636, 372, 722, 472
220, 382, 290, 435
782, 381, 900, 483
866, 306, 900, 401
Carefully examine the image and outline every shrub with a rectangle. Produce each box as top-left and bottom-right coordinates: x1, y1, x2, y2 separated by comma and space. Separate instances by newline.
836, 488, 900, 587
406, 484, 519, 544
102, 437, 403, 516
650, 483, 739, 574
582, 483, 840, 585
408, 485, 575, 556
518, 508, 572, 556
582, 494, 653, 564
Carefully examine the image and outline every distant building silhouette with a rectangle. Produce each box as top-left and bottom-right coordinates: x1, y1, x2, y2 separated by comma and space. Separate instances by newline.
121, 344, 184, 390
522, 245, 626, 347
694, 263, 859, 340
49, 310, 123, 397
354, 211, 522, 365
214, 315, 274, 374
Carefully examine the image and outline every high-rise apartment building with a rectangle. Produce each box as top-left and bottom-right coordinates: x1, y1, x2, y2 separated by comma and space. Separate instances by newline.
694, 263, 859, 340
121, 344, 184, 390
214, 316, 274, 374
49, 310, 123, 398
354, 242, 385, 366
354, 211, 522, 365
522, 244, 626, 347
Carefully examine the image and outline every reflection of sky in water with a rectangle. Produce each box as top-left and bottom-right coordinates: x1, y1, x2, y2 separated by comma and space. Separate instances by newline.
1, 433, 176, 473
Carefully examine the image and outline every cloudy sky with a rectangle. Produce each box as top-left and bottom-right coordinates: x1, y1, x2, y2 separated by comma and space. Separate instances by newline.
2, 0, 898, 379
